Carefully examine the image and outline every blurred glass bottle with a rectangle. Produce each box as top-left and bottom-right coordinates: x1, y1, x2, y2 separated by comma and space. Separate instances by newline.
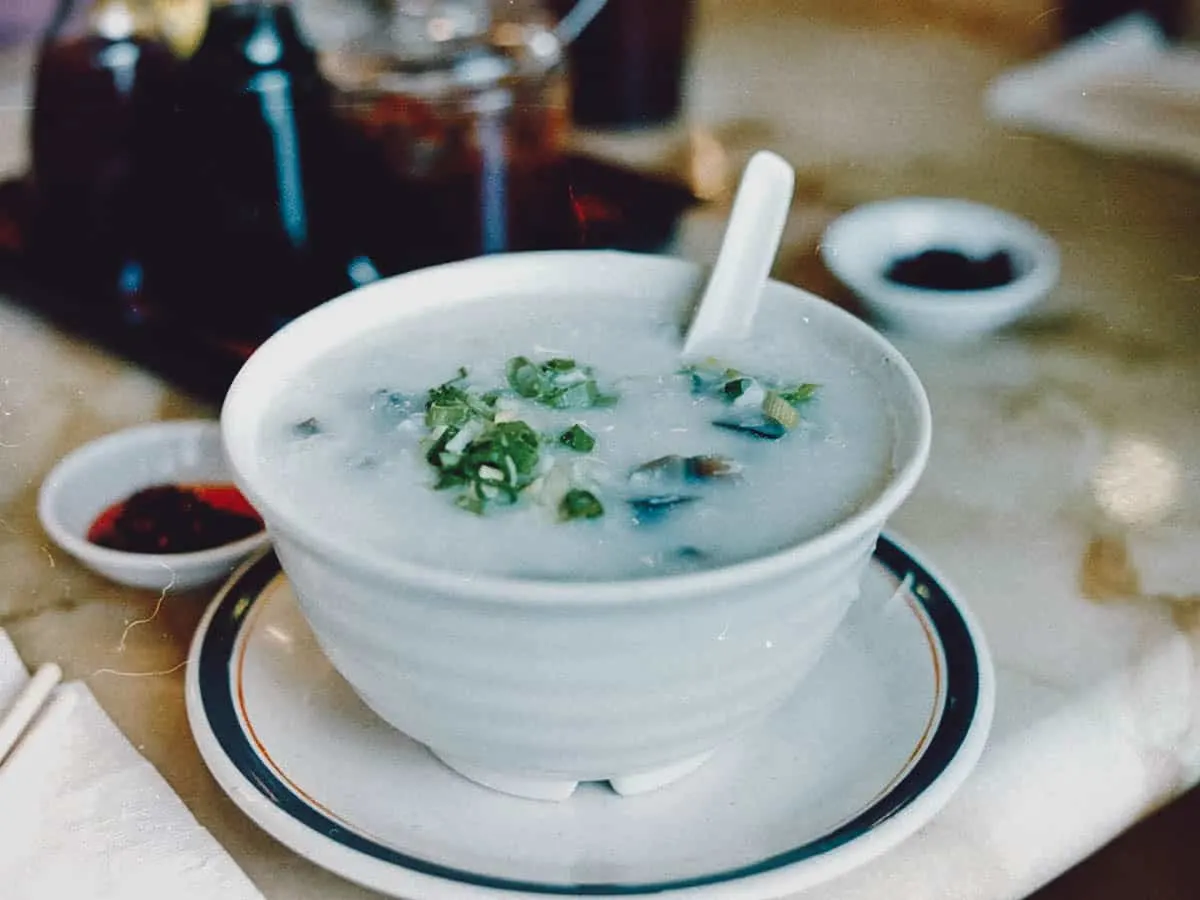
549, 0, 693, 129
29, 0, 177, 297
322, 0, 571, 264
137, 0, 383, 338
1061, 0, 1185, 39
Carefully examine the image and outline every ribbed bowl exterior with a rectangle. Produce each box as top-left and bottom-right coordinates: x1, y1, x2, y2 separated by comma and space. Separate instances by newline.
272, 527, 878, 782
222, 251, 932, 787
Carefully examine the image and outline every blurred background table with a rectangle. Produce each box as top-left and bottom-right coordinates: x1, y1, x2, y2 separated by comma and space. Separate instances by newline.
1, 2, 1199, 898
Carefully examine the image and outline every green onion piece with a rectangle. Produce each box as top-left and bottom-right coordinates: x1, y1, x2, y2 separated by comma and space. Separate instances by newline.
424, 415, 542, 513
683, 361, 818, 415
504, 356, 619, 410
490, 421, 540, 475
762, 390, 800, 430
434, 471, 467, 490
424, 369, 499, 429
587, 383, 619, 408
426, 401, 466, 428
427, 358, 620, 514
779, 383, 819, 406
549, 381, 592, 409
455, 493, 485, 515
424, 425, 458, 464
559, 424, 596, 452
559, 488, 604, 521
506, 356, 543, 398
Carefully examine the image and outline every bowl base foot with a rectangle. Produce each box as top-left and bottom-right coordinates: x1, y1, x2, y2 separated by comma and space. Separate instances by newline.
431, 748, 717, 802
608, 750, 714, 796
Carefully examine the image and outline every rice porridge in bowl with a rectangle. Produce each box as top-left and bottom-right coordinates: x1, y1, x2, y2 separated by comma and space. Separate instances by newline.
221, 250, 931, 800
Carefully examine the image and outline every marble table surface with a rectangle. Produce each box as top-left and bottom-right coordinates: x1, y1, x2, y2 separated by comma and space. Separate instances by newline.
2, 3, 1199, 898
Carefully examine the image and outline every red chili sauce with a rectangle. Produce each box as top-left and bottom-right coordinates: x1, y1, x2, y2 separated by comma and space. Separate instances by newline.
87, 484, 263, 554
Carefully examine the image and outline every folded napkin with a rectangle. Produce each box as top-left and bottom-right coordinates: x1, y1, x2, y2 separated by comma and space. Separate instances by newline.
985, 14, 1200, 174
0, 630, 265, 900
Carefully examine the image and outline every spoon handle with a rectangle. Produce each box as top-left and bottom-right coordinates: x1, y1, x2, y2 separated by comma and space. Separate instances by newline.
681, 151, 795, 362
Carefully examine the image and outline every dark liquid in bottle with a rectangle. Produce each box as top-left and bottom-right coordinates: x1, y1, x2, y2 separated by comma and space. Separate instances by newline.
136, 2, 384, 340
1060, 0, 1185, 40
551, 0, 694, 128
30, 29, 176, 297
338, 67, 568, 267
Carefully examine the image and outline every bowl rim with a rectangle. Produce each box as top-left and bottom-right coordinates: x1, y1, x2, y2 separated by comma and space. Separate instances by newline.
37, 419, 270, 575
221, 250, 933, 605
820, 196, 1061, 308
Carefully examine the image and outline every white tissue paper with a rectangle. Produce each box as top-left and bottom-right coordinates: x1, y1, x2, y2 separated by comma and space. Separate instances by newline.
985, 14, 1200, 173
0, 630, 264, 900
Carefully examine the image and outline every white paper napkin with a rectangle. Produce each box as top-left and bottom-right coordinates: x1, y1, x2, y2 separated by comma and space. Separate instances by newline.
0, 630, 265, 900
985, 14, 1200, 173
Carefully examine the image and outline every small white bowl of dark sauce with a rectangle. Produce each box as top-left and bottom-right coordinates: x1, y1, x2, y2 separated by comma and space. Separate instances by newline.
820, 197, 1060, 340
38, 420, 269, 591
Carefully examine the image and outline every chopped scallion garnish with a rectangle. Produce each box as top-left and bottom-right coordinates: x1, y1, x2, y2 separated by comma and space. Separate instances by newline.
559, 424, 596, 453
778, 383, 819, 406
505, 356, 618, 410
680, 361, 819, 437
559, 488, 604, 521
424, 357, 619, 516
424, 368, 498, 429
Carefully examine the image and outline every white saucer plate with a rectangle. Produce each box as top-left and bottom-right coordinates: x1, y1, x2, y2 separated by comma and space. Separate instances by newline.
186, 534, 994, 900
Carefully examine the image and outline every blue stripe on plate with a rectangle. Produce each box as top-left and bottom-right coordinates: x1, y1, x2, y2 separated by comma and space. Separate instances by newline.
197, 534, 980, 895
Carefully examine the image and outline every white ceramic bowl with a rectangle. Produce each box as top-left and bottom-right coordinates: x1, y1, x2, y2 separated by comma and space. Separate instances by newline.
221, 251, 932, 801
38, 420, 269, 591
821, 197, 1060, 340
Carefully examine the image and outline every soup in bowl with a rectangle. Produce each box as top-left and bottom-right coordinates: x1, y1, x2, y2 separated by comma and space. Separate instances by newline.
221, 250, 931, 800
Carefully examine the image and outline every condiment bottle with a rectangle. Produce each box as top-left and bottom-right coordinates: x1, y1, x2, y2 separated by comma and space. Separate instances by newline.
137, 0, 383, 339
549, 0, 694, 129
321, 0, 570, 265
1060, 0, 1185, 40
29, 0, 177, 299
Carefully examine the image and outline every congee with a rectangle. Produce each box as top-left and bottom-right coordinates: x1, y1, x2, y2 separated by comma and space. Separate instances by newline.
256, 289, 898, 580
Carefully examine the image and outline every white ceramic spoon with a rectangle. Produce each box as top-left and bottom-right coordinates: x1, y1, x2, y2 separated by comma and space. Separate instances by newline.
681, 150, 796, 362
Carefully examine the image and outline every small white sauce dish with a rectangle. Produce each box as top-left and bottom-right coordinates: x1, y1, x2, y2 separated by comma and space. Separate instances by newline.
38, 420, 269, 591
820, 197, 1060, 341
